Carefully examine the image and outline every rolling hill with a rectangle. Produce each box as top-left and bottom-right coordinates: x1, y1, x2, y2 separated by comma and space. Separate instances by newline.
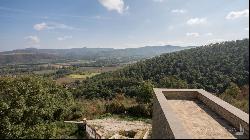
0, 53, 59, 65
0, 45, 195, 65
74, 39, 249, 112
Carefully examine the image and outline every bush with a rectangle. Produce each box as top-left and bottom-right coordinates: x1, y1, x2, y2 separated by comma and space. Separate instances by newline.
0, 75, 79, 138
105, 101, 126, 114
127, 104, 151, 117
135, 81, 154, 103
224, 82, 241, 98
68, 105, 84, 120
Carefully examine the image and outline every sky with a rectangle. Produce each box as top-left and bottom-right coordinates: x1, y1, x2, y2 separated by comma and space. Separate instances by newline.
0, 0, 249, 51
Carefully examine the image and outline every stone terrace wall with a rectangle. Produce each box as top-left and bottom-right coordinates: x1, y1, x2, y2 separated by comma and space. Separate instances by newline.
152, 95, 175, 139
152, 89, 191, 139
197, 89, 249, 137
152, 88, 249, 139
162, 91, 198, 100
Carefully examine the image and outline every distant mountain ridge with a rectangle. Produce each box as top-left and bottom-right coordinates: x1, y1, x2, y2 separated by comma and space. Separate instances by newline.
0, 45, 196, 65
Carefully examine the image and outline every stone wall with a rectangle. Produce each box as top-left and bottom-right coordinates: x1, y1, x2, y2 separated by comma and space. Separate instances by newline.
152, 88, 249, 139
197, 89, 249, 137
163, 91, 198, 100
152, 89, 191, 139
85, 124, 102, 139
152, 94, 175, 139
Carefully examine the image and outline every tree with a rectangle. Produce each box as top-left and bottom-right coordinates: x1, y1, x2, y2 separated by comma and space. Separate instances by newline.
74, 39, 249, 113
136, 81, 154, 103
0, 75, 80, 139
159, 76, 188, 89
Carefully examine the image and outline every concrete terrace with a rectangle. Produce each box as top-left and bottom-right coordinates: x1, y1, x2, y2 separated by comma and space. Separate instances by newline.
152, 89, 249, 139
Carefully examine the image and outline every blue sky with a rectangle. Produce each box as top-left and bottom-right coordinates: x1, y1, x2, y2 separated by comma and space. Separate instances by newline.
0, 0, 249, 51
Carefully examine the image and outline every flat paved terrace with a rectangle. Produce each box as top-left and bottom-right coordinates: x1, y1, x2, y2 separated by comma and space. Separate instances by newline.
152, 89, 249, 139
168, 100, 236, 139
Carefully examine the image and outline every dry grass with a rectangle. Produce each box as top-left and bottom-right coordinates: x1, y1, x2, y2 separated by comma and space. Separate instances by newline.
68, 73, 100, 79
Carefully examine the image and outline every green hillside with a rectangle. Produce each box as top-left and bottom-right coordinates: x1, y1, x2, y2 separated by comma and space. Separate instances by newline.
75, 39, 249, 112
1, 39, 248, 139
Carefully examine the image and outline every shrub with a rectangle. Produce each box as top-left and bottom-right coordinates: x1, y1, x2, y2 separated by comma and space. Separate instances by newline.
0, 75, 78, 138
105, 101, 126, 114
127, 104, 150, 117
224, 82, 241, 98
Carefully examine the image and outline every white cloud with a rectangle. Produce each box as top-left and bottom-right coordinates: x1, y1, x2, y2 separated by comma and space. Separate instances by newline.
34, 22, 74, 31
226, 9, 249, 20
168, 25, 174, 30
186, 32, 200, 37
57, 36, 73, 41
24, 36, 40, 44
205, 33, 213, 36
187, 18, 207, 25
33, 22, 48, 31
171, 9, 187, 14
98, 0, 128, 14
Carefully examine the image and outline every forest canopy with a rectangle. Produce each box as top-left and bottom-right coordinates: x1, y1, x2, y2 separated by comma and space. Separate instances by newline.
0, 76, 82, 139
75, 39, 249, 96
74, 39, 249, 112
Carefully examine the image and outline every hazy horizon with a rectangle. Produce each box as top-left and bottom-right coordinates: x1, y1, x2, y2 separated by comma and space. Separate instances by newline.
2, 38, 250, 53
0, 43, 192, 52
0, 0, 249, 51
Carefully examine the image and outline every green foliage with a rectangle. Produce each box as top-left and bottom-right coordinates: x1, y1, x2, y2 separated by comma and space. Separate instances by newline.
74, 76, 152, 101
136, 81, 154, 103
75, 39, 249, 97
159, 76, 188, 89
74, 39, 249, 113
114, 39, 249, 93
127, 104, 151, 117
55, 68, 72, 78
224, 83, 241, 98
75, 98, 107, 119
0, 75, 81, 138
104, 94, 152, 118
67, 104, 84, 120
105, 101, 126, 114
220, 84, 249, 113
1, 39, 248, 138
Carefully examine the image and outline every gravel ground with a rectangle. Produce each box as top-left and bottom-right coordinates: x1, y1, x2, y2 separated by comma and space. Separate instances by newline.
87, 118, 151, 139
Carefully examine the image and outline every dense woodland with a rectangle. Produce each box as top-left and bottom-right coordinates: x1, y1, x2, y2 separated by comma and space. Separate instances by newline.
0, 39, 249, 138
75, 39, 249, 111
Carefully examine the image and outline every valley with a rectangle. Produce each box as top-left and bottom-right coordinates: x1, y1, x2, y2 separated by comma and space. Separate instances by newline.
0, 0, 249, 138
0, 39, 249, 139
